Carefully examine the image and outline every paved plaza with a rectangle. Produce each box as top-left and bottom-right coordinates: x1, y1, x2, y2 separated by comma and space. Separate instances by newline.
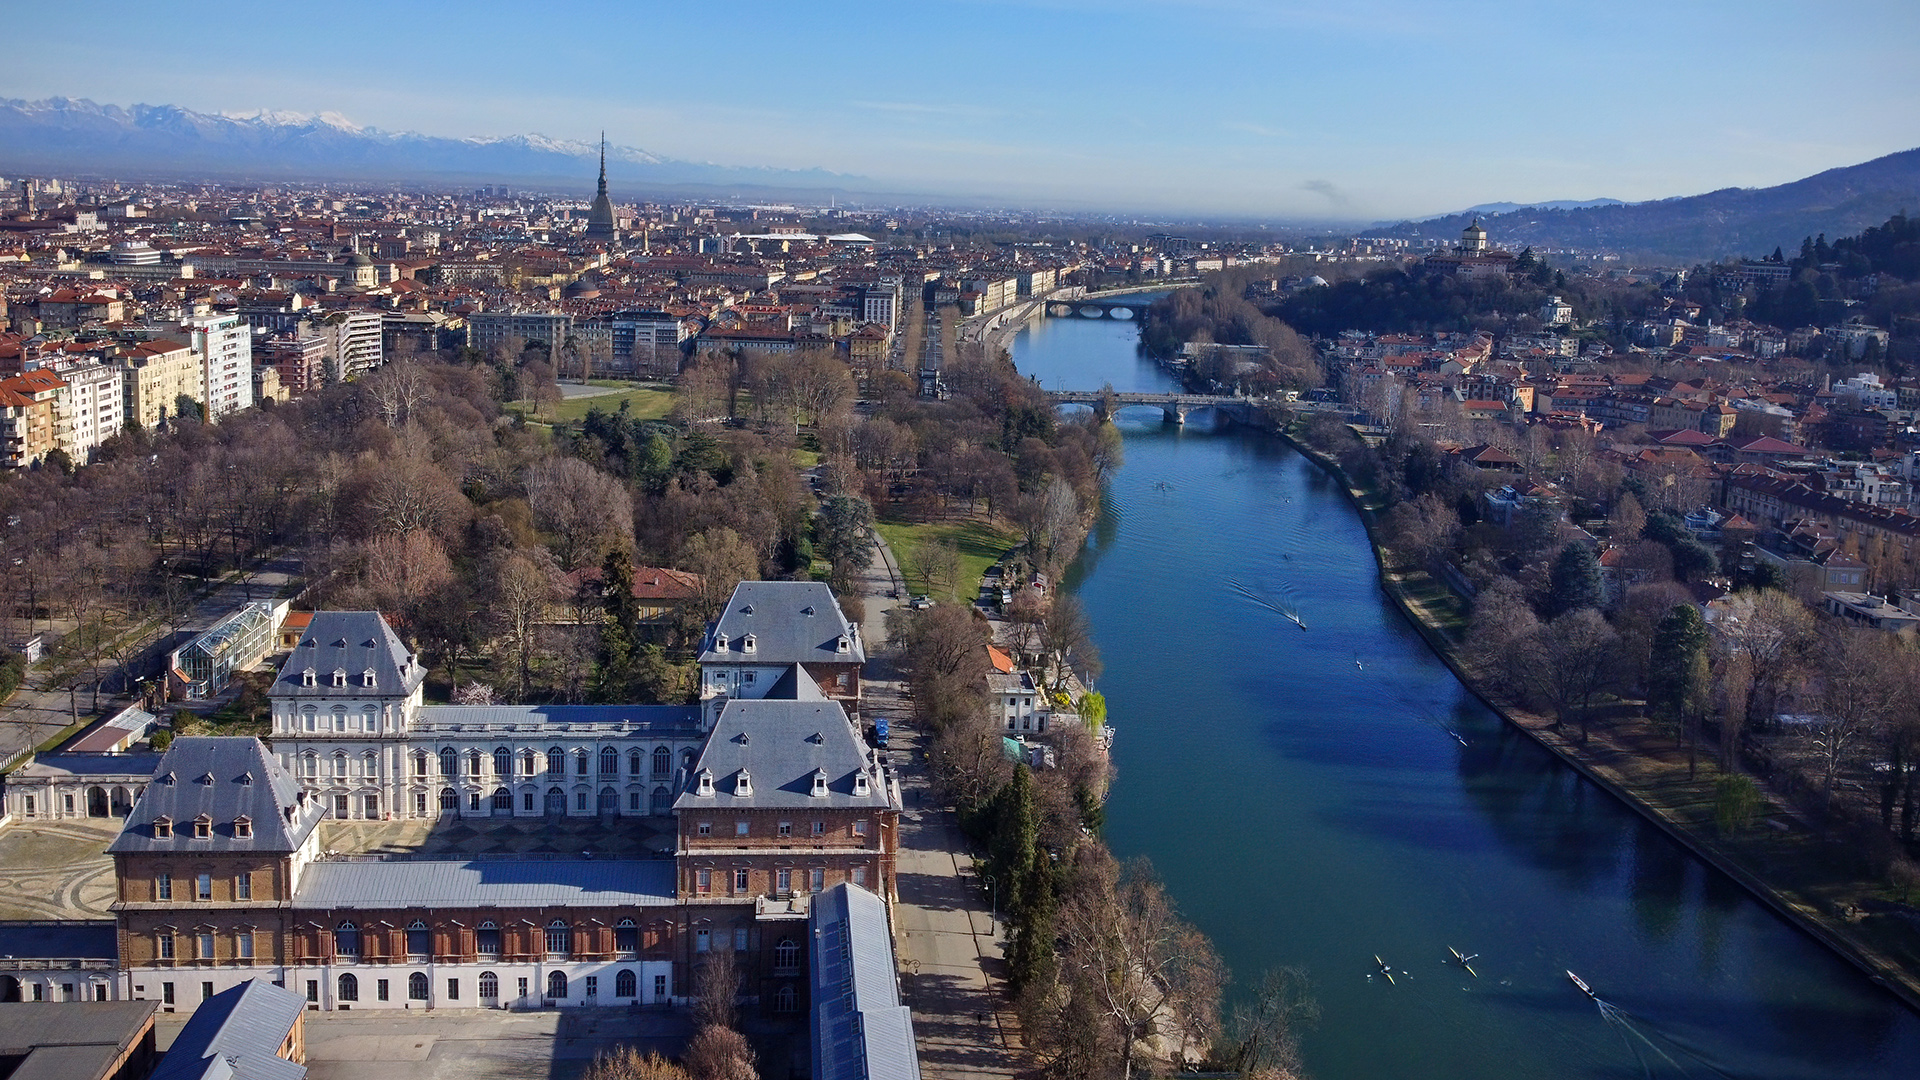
0, 817, 119, 919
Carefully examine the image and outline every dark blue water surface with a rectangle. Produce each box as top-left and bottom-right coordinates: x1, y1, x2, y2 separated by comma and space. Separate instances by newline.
1010, 311, 1920, 1080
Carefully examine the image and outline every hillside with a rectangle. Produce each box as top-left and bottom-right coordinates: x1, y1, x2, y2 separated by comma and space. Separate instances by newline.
1381, 147, 1920, 261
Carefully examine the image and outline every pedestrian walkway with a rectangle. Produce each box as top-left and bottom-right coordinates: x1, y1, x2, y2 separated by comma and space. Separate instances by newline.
855, 528, 1029, 1078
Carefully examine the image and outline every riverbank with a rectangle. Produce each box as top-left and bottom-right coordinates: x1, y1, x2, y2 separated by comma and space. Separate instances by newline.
1275, 416, 1920, 1016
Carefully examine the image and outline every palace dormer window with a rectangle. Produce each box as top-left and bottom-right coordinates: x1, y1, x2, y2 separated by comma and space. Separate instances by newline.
854, 772, 870, 797
152, 816, 172, 839
742, 634, 756, 653
836, 635, 850, 653
696, 769, 714, 797
301, 668, 316, 687
734, 770, 752, 797
362, 669, 377, 688
714, 633, 729, 651
810, 769, 828, 798
192, 814, 211, 839
233, 816, 251, 839
331, 669, 347, 688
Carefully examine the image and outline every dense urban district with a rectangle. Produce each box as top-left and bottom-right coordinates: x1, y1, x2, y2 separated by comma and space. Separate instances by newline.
1, 155, 1920, 1080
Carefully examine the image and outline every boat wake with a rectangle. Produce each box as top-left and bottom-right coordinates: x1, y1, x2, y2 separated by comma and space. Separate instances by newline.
1582, 988, 1738, 1079
1227, 578, 1305, 630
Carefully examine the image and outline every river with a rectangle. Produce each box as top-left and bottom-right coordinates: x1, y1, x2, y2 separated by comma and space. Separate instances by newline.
1008, 309, 1920, 1080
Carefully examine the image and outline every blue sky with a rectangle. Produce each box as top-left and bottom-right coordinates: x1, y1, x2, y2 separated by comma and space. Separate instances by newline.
6, 0, 1919, 220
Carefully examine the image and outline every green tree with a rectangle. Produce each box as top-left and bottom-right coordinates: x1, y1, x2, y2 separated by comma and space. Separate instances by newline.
1648, 604, 1710, 778
989, 765, 1039, 918
1715, 774, 1763, 835
815, 496, 876, 592
1545, 541, 1605, 618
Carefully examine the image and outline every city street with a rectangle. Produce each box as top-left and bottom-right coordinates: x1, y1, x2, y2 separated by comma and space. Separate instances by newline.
851, 531, 1029, 1079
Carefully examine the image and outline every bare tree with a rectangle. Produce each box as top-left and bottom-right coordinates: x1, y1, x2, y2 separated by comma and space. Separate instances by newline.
364, 359, 429, 429
527, 456, 635, 570
692, 946, 737, 1032
1223, 967, 1320, 1080
681, 1026, 756, 1080
1812, 628, 1903, 824
1056, 854, 1224, 1080
1715, 589, 1817, 726
583, 1048, 689, 1080
1535, 608, 1621, 743
492, 550, 561, 701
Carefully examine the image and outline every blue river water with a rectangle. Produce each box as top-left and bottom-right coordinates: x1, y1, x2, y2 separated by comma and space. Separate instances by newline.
1009, 309, 1920, 1079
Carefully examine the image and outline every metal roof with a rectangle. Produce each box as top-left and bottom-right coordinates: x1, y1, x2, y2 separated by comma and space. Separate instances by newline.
13, 751, 162, 779
0, 920, 117, 960
699, 582, 865, 667
108, 737, 322, 856
0, 1001, 157, 1080
810, 883, 920, 1080
151, 979, 307, 1080
293, 857, 676, 910
413, 704, 701, 733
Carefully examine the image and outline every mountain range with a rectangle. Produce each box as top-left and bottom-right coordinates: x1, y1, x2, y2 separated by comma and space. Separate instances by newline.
0, 97, 854, 195
1381, 148, 1920, 261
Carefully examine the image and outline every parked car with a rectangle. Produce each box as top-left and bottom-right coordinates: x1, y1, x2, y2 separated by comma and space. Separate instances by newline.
910, 595, 933, 610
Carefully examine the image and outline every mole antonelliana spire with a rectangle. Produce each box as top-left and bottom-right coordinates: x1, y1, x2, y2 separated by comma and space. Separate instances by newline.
584, 130, 619, 242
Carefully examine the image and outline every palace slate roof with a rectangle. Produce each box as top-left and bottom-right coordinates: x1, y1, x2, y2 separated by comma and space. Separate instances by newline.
108, 737, 322, 856
676, 698, 891, 813
151, 979, 307, 1080
272, 611, 425, 702
698, 581, 865, 667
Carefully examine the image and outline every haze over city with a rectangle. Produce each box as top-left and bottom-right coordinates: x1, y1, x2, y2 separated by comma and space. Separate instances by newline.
6, 0, 1920, 218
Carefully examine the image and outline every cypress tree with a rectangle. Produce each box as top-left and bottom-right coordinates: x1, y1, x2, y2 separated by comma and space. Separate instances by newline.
1546, 542, 1606, 618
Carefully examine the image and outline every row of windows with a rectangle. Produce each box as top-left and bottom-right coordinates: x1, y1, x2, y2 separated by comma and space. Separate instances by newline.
333, 919, 677, 961
155, 929, 256, 961
405, 746, 685, 779
151, 815, 250, 840
154, 871, 253, 902
327, 969, 673, 1004
402, 785, 674, 816
693, 865, 869, 895
693, 819, 867, 839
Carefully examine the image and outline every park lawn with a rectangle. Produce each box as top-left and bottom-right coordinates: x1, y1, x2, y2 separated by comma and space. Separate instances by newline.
875, 517, 1020, 598
512, 385, 676, 424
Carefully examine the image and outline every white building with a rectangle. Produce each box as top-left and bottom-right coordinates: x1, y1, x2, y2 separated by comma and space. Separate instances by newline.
179, 313, 254, 419
46, 357, 123, 461
314, 309, 384, 382
862, 277, 903, 329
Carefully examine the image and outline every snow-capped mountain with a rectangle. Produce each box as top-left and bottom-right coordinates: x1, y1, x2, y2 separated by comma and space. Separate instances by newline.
0, 97, 849, 190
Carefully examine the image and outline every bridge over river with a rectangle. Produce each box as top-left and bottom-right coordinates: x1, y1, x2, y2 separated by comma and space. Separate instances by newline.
1046, 388, 1262, 425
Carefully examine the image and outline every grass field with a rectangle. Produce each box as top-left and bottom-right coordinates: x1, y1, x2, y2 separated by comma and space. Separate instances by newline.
512, 384, 676, 425
875, 517, 1020, 598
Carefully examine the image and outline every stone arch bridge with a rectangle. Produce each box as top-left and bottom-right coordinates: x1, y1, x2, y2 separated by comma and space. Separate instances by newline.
1044, 298, 1147, 321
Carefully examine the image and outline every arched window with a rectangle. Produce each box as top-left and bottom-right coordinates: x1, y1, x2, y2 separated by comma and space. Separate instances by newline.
615, 969, 636, 998
545, 787, 565, 814
364, 708, 379, 733
467, 750, 483, 776
300, 752, 316, 778
409, 972, 429, 1001
479, 971, 499, 1001
492, 787, 512, 811
335, 922, 360, 957
775, 936, 800, 973
546, 748, 564, 776
520, 749, 536, 776
774, 984, 797, 1012
332, 708, 346, 732
575, 750, 590, 776
412, 751, 429, 777
301, 707, 316, 731
363, 751, 379, 777
652, 746, 670, 777
615, 918, 637, 955
546, 971, 567, 1001
544, 920, 571, 957
629, 750, 642, 776
598, 787, 618, 813
438, 748, 457, 776
338, 973, 359, 1002
599, 747, 618, 775
439, 788, 457, 811
494, 748, 511, 776
332, 751, 347, 778
476, 922, 501, 956
407, 921, 430, 957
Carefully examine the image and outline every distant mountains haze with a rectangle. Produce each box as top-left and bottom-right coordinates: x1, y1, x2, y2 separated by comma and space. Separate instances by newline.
6, 96, 1920, 260
0, 96, 856, 196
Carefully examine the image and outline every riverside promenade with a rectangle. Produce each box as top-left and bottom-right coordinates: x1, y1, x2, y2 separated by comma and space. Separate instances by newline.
851, 535, 1029, 1079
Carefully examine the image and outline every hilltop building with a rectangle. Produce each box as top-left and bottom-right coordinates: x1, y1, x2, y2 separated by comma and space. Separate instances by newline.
1424, 220, 1518, 280
584, 136, 619, 244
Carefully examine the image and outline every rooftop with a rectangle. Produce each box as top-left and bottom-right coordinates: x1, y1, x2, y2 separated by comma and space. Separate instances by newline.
295, 857, 675, 910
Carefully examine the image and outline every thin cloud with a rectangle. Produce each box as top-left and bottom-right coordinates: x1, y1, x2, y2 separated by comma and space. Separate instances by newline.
1300, 179, 1351, 208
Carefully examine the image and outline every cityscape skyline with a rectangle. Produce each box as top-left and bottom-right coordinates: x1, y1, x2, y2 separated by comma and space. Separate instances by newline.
4, 0, 1919, 220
